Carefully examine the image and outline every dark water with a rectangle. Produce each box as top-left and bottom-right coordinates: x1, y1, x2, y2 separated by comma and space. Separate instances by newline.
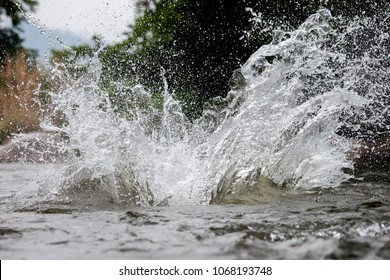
1, 164, 389, 259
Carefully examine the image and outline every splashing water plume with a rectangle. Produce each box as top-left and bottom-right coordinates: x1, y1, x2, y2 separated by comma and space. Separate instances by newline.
39, 9, 389, 206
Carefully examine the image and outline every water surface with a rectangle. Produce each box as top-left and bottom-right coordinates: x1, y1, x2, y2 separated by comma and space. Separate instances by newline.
1, 164, 389, 259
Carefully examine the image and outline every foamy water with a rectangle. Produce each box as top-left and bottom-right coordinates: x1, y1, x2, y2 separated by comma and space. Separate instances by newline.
34, 9, 389, 207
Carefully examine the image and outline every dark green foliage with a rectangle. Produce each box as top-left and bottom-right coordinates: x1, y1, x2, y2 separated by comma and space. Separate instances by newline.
51, 36, 101, 79
0, 0, 38, 65
104, 0, 388, 117
54, 0, 389, 120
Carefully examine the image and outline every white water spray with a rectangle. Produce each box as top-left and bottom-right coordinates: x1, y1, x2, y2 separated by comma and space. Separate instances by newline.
39, 9, 389, 206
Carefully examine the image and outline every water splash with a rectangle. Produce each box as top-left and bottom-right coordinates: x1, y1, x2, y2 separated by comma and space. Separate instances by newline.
12, 0, 78, 65
39, 9, 389, 206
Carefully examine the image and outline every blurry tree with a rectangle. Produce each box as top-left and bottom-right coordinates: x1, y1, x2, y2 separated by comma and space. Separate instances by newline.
101, 0, 388, 119
0, 51, 43, 142
51, 35, 101, 80
0, 1, 57, 143
0, 0, 38, 65
52, 0, 388, 119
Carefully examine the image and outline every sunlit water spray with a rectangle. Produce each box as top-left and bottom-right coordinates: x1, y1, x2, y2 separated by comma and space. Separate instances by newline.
37, 9, 389, 207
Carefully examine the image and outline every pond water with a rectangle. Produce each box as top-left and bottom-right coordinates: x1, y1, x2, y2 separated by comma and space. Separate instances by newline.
1, 164, 389, 259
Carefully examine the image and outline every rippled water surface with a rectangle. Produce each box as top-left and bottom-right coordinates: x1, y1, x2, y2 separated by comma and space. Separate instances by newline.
1, 164, 389, 259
